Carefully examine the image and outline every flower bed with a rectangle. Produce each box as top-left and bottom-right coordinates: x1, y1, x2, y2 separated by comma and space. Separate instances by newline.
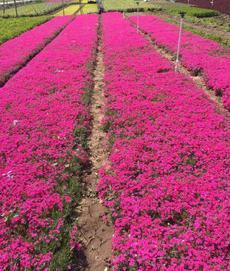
0, 16, 73, 87
129, 15, 230, 111
99, 12, 229, 270
0, 14, 98, 270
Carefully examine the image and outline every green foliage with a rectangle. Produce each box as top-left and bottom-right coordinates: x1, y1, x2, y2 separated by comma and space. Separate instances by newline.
0, 16, 50, 44
54, 2, 98, 16
161, 5, 229, 47
55, 3, 98, 16
103, 0, 135, 10
166, 5, 219, 18
81, 3, 98, 13
50, 241, 72, 271
183, 24, 230, 48
0, 2, 67, 17
54, 4, 81, 16
185, 16, 230, 33
102, 120, 113, 133
103, 0, 218, 18
103, 0, 162, 12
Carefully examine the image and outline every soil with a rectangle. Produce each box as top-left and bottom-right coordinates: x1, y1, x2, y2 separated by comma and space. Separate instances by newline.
75, 17, 113, 271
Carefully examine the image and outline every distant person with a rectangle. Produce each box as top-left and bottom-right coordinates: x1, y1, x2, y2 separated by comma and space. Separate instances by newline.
98, 0, 104, 14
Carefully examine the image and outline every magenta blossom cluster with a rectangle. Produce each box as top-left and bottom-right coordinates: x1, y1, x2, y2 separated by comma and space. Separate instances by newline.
0, 14, 98, 270
129, 15, 230, 111
98, 12, 230, 271
0, 16, 73, 86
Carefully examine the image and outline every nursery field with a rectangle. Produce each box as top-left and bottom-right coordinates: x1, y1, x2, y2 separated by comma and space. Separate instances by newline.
103, 0, 218, 16
103, 0, 230, 47
0, 2, 66, 17
0, 6, 229, 271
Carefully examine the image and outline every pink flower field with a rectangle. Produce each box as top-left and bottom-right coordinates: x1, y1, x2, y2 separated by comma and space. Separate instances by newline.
0, 14, 98, 270
0, 9, 229, 271
0, 16, 73, 87
98, 12, 229, 271
129, 15, 230, 111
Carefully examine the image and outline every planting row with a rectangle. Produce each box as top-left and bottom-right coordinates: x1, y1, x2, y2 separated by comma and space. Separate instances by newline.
0, 16, 73, 86
99, 12, 229, 271
0, 14, 98, 270
129, 15, 230, 111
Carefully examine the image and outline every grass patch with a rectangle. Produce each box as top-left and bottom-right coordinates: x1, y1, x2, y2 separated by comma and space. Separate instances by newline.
165, 4, 219, 18
103, 0, 162, 12
162, 14, 230, 47
183, 24, 230, 47
0, 16, 51, 44
81, 3, 98, 13
55, 2, 98, 15
55, 4, 81, 16
103, 0, 218, 17
185, 16, 230, 32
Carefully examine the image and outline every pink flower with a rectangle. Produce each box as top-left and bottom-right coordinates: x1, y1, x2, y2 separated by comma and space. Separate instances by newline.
129, 15, 230, 111
98, 12, 230, 270
0, 14, 98, 269
0, 16, 73, 87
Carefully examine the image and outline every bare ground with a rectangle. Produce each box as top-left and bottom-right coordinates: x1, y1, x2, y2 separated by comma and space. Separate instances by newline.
75, 20, 113, 271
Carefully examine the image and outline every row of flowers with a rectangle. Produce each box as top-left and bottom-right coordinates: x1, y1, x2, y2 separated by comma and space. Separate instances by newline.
129, 15, 230, 111
0, 14, 98, 270
99, 12, 229, 271
0, 16, 73, 87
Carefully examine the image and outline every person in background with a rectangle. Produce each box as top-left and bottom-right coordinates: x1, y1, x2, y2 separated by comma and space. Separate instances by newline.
97, 0, 104, 13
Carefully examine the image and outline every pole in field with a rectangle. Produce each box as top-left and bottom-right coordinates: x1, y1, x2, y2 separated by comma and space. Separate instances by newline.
175, 11, 186, 72
13, 0, 18, 17
135, 1, 140, 32
62, 0, 65, 16
3, 0, 6, 16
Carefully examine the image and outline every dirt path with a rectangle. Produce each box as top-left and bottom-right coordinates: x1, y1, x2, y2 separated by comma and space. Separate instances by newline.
127, 16, 230, 117
76, 17, 113, 271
